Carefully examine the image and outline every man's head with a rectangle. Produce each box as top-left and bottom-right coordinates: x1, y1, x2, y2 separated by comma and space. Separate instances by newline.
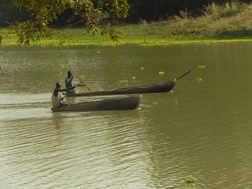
56, 82, 61, 88
67, 71, 72, 77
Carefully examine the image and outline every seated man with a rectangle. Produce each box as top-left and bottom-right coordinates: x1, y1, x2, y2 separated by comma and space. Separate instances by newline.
51, 82, 76, 110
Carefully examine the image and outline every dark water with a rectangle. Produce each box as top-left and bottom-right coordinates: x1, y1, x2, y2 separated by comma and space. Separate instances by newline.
0, 43, 251, 189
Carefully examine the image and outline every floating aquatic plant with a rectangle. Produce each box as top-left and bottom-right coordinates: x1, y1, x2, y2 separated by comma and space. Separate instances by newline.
198, 65, 206, 68
80, 75, 85, 79
184, 179, 196, 185
140, 67, 144, 70
132, 76, 136, 80
152, 102, 158, 105
119, 80, 128, 83
196, 77, 203, 81
159, 71, 164, 75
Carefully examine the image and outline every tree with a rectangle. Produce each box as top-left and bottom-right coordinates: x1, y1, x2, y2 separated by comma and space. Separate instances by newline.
10, 0, 130, 45
126, 0, 252, 23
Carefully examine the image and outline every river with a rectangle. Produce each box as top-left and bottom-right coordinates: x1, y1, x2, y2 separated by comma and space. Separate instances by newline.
0, 43, 251, 189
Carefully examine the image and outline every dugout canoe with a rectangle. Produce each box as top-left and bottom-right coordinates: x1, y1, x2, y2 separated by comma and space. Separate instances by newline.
67, 70, 191, 97
51, 95, 141, 112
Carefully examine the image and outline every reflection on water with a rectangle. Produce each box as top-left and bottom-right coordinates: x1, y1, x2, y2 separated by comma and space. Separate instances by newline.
0, 44, 252, 188
52, 113, 64, 130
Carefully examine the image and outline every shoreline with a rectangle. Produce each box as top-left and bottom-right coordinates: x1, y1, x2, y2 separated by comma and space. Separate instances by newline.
1, 37, 252, 48
1, 28, 252, 48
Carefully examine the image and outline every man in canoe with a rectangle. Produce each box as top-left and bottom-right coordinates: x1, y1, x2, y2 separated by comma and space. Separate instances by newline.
51, 82, 76, 110
65, 71, 79, 95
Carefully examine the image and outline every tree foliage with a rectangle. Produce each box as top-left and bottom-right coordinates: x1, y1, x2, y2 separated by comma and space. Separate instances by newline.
2, 0, 252, 45
10, 0, 130, 45
126, 0, 252, 22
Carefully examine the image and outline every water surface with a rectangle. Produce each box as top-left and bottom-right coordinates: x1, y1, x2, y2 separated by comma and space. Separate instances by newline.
0, 43, 252, 189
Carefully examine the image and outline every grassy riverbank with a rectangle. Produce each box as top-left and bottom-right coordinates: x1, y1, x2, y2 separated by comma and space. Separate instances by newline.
1, 2, 252, 47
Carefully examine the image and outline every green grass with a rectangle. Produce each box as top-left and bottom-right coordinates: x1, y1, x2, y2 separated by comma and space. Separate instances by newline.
1, 2, 252, 47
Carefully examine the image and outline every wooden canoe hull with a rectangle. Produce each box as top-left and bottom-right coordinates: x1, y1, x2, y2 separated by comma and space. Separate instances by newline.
51, 96, 142, 112
67, 79, 176, 97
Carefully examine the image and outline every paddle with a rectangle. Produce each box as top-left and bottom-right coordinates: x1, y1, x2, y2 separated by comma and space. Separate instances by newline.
64, 58, 91, 92
176, 70, 191, 80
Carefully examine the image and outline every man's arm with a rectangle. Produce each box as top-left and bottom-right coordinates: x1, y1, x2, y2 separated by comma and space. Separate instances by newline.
65, 75, 74, 87
58, 85, 76, 92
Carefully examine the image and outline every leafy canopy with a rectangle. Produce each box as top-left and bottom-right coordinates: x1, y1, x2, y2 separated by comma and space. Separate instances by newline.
10, 0, 130, 45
